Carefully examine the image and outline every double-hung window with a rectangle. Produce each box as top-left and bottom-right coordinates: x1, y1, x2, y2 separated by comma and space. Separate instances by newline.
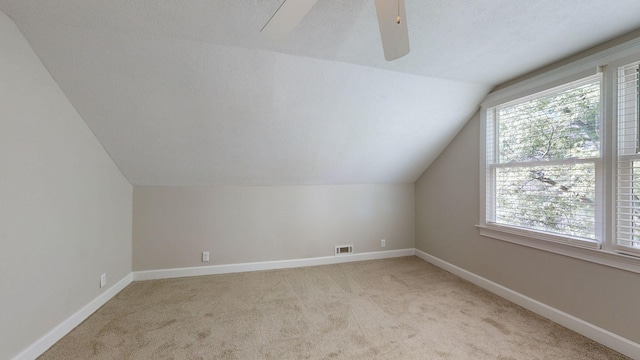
484, 76, 602, 249
479, 40, 640, 271
617, 62, 640, 257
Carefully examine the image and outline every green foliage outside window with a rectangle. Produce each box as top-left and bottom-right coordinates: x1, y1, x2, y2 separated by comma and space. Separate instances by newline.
493, 80, 600, 239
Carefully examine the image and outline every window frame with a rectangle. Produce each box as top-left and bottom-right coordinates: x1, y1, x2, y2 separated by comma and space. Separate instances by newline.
478, 41, 640, 274
615, 60, 640, 257
485, 75, 603, 247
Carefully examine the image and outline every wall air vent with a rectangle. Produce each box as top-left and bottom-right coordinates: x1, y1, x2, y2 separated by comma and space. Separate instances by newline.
335, 245, 353, 255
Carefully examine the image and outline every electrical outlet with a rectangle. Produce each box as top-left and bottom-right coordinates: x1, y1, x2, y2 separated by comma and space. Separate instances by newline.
202, 251, 210, 262
100, 273, 107, 288
381, 239, 386, 248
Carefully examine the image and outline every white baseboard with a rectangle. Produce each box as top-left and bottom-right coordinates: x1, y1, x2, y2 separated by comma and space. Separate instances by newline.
12, 273, 133, 360
133, 248, 416, 281
414, 249, 640, 359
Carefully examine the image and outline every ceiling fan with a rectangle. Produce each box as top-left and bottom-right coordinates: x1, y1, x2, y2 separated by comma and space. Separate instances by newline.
261, 0, 410, 61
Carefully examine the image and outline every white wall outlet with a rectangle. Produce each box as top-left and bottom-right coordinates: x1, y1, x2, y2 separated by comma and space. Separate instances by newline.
202, 251, 210, 262
100, 273, 107, 288
381, 239, 386, 248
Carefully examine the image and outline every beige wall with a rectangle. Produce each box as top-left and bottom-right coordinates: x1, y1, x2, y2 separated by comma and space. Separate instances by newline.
415, 111, 640, 343
133, 184, 414, 270
0, 12, 132, 360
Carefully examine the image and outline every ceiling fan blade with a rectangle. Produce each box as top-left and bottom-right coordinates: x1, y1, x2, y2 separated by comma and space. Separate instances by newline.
375, 0, 410, 61
261, 0, 319, 41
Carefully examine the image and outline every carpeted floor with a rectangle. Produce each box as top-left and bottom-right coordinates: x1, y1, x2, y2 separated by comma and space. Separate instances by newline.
39, 256, 629, 359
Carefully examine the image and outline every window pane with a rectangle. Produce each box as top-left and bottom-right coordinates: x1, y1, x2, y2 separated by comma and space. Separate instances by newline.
617, 65, 640, 156
498, 81, 600, 163
617, 160, 640, 249
495, 163, 596, 239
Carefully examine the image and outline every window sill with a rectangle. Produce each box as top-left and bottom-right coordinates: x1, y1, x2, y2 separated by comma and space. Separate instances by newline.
476, 224, 640, 274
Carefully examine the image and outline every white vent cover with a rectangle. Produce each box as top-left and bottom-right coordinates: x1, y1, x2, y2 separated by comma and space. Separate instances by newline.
335, 245, 353, 255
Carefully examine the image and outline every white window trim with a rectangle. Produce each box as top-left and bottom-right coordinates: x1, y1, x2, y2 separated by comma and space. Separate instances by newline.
479, 37, 640, 275
476, 225, 640, 274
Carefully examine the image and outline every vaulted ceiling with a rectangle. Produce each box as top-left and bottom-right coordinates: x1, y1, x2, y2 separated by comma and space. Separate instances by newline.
1, 1, 640, 185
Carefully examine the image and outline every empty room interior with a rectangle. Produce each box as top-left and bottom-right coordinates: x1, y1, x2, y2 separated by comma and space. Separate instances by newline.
3, 1, 640, 359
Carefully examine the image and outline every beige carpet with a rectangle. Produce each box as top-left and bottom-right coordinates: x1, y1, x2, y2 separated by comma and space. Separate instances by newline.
39, 257, 629, 359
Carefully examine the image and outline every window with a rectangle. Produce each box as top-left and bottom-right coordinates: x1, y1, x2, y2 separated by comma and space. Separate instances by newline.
479, 39, 640, 272
617, 62, 640, 256
485, 77, 602, 249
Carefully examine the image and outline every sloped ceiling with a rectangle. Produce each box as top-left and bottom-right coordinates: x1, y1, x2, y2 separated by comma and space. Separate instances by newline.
1, 1, 639, 185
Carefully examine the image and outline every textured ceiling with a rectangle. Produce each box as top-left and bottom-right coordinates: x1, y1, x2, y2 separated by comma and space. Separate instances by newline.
1, 1, 640, 185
